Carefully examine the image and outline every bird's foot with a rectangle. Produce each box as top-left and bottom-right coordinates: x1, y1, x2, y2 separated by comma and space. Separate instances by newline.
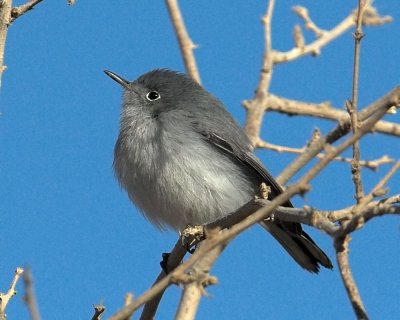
180, 225, 205, 254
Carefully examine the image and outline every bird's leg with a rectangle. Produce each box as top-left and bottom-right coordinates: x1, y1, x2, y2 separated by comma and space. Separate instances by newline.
160, 252, 172, 273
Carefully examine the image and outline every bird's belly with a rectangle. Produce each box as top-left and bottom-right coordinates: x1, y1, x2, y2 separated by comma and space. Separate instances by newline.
127, 146, 255, 231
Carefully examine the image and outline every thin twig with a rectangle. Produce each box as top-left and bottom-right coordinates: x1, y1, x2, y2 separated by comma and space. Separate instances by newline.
165, 0, 201, 84
10, 0, 44, 23
0, 0, 12, 89
256, 0, 275, 96
209, 200, 338, 236
245, 94, 400, 137
338, 3, 389, 309
292, 6, 326, 38
23, 268, 41, 320
244, 0, 276, 145
348, 0, 367, 204
139, 239, 187, 320
336, 201, 400, 237
175, 239, 224, 320
277, 86, 400, 185
335, 235, 368, 319
256, 138, 393, 170
244, 2, 392, 146
330, 161, 400, 222
0, 0, 46, 89
0, 267, 24, 320
175, 282, 203, 320
274, 2, 391, 63
366, 161, 400, 200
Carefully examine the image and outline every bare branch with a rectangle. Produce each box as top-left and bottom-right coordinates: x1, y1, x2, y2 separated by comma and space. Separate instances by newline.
256, 138, 394, 170
292, 6, 326, 38
335, 4, 371, 314
244, 0, 276, 145
347, 0, 368, 204
10, 0, 44, 23
139, 239, 187, 320
336, 200, 400, 237
0, 267, 24, 320
23, 268, 41, 320
165, 0, 201, 84
330, 161, 400, 223
256, 0, 275, 96
175, 239, 223, 320
274, 2, 391, 64
0, 0, 11, 89
207, 200, 338, 236
335, 235, 368, 319
175, 282, 203, 320
243, 94, 400, 137
244, 2, 392, 147
367, 161, 400, 201
277, 86, 400, 185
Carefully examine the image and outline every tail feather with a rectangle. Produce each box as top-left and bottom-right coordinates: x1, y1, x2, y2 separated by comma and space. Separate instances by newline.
261, 220, 333, 273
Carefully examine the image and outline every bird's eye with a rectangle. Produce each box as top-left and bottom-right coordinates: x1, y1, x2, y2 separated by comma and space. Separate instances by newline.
146, 91, 161, 101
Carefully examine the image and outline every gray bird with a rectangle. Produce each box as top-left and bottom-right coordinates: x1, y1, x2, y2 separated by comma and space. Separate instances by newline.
105, 69, 333, 273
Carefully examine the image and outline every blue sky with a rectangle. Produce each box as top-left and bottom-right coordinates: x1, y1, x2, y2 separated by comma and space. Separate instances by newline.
1, 1, 399, 319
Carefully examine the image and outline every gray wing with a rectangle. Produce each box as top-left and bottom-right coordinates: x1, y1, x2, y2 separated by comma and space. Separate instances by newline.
203, 131, 333, 273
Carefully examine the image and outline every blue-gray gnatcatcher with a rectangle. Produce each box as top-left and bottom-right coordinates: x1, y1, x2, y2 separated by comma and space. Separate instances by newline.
105, 69, 332, 273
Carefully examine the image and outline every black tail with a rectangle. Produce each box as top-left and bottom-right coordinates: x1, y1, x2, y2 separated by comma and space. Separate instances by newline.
261, 220, 333, 273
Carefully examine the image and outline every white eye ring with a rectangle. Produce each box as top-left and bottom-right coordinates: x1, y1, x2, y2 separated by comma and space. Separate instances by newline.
146, 91, 161, 101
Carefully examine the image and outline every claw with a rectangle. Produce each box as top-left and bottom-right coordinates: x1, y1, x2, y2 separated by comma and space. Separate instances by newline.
180, 225, 205, 253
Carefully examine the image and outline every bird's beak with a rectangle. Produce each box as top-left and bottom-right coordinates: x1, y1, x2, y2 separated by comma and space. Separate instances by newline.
104, 70, 130, 89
